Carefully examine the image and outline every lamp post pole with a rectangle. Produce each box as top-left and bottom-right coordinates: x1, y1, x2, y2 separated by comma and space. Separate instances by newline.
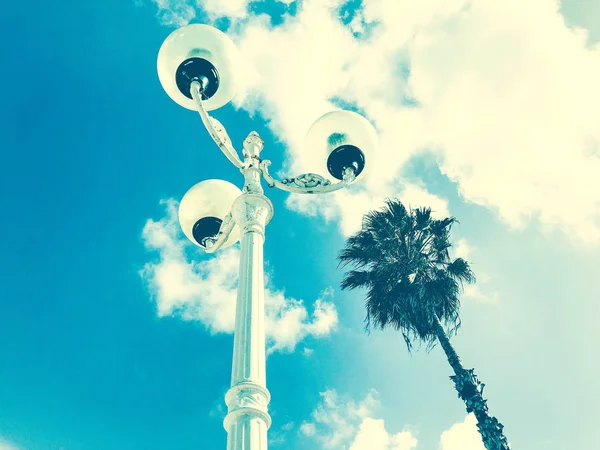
223, 133, 273, 450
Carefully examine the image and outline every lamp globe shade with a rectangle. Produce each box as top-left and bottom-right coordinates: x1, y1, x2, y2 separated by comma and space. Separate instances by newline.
157, 24, 240, 111
304, 110, 377, 182
179, 179, 242, 249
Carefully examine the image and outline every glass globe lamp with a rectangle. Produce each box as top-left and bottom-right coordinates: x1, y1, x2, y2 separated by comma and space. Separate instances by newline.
304, 110, 378, 182
178, 179, 242, 249
157, 24, 240, 111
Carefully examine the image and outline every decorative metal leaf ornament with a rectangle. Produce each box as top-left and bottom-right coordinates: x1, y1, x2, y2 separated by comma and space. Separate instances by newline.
280, 173, 332, 189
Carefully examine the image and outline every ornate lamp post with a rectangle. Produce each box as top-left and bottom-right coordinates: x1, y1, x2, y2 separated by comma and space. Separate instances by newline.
156, 24, 378, 450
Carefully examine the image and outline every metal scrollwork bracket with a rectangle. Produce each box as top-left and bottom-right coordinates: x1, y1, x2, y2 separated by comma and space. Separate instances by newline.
190, 81, 245, 169
259, 160, 356, 194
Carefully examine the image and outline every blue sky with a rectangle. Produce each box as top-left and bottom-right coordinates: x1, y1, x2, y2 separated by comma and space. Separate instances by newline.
1, 0, 600, 449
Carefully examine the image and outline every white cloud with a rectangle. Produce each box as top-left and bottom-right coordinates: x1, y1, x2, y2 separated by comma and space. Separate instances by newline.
407, 0, 600, 244
140, 199, 338, 353
302, 389, 418, 450
223, 0, 600, 245
264, 288, 339, 354
439, 414, 485, 450
350, 418, 418, 450
301, 391, 489, 450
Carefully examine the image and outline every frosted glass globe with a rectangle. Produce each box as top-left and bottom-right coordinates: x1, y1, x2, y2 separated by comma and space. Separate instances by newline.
157, 24, 240, 111
179, 179, 242, 249
304, 110, 377, 182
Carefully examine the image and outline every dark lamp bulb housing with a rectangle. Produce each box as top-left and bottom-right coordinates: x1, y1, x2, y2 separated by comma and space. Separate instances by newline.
192, 216, 223, 247
176, 57, 220, 100
327, 145, 365, 180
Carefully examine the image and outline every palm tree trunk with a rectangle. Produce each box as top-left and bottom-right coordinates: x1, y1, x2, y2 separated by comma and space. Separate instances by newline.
433, 317, 511, 450
433, 316, 464, 375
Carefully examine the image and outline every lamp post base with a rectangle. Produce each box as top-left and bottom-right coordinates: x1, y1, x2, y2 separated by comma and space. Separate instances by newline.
224, 382, 271, 450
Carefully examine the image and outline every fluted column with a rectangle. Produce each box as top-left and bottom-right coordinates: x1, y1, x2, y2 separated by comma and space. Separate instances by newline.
224, 191, 273, 450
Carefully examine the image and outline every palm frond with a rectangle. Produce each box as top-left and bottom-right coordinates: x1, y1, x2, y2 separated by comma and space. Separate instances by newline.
447, 258, 476, 284
341, 269, 372, 291
337, 233, 378, 268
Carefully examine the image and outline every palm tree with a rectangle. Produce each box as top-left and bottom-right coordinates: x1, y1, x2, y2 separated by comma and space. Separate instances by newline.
339, 199, 510, 450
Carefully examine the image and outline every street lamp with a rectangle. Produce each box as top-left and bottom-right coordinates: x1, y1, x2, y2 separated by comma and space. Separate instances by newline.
157, 23, 378, 450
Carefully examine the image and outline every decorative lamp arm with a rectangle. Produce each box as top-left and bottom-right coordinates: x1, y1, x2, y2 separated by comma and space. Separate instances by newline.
204, 212, 235, 254
259, 160, 356, 194
190, 81, 244, 169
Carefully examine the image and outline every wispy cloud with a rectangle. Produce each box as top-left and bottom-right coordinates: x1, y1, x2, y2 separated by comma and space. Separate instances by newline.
151, 0, 196, 27
140, 199, 338, 353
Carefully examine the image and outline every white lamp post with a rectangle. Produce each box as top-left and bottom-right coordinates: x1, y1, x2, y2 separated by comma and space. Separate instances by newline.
156, 24, 378, 450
